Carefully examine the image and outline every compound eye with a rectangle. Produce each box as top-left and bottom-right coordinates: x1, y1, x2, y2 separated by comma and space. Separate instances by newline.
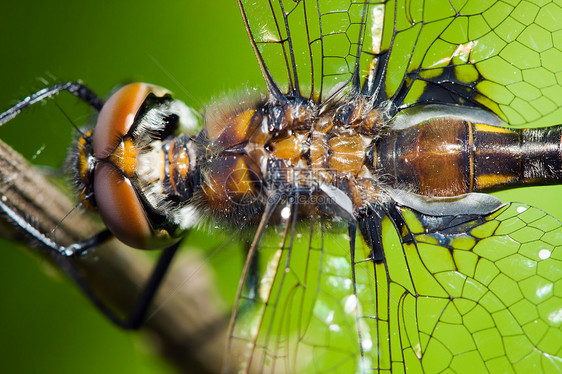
93, 82, 170, 158
94, 163, 176, 249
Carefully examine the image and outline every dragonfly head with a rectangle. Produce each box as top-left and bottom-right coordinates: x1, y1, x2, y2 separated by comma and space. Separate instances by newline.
68, 82, 199, 249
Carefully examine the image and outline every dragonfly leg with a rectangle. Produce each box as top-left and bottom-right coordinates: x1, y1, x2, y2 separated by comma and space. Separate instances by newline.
122, 240, 182, 329
0, 82, 103, 125
385, 204, 416, 245
244, 239, 260, 301
0, 196, 181, 329
51, 240, 182, 329
357, 205, 386, 261
0, 197, 111, 256
98, 241, 182, 329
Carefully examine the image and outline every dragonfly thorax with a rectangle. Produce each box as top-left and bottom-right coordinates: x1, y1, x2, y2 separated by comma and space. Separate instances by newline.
195, 94, 388, 225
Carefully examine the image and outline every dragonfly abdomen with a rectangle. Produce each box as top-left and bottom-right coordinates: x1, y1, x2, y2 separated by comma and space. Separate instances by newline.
474, 125, 562, 189
375, 117, 562, 197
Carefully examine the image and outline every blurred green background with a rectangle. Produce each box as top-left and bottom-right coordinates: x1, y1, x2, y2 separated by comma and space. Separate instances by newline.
0, 1, 261, 373
1, 1, 562, 373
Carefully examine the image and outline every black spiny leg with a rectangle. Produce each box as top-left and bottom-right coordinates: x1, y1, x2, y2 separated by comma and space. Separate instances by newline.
0, 82, 104, 126
245, 237, 260, 302
0, 196, 182, 329
0, 81, 109, 258
108, 240, 183, 329
0, 198, 111, 256
357, 205, 386, 262
53, 240, 182, 329
386, 204, 416, 245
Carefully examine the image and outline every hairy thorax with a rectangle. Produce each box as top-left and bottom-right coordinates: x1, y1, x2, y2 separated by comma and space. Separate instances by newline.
183, 96, 387, 223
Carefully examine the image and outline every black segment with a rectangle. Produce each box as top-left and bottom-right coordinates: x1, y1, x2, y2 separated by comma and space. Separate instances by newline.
0, 82, 103, 126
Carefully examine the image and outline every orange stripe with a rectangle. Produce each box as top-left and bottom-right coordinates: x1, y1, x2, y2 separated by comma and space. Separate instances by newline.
476, 174, 516, 189
474, 123, 511, 134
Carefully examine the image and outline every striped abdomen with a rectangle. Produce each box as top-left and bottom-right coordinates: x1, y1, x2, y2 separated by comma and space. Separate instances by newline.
375, 118, 562, 197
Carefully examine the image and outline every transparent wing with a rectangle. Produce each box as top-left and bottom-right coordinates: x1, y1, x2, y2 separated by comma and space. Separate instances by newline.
365, 0, 562, 127
227, 202, 562, 372
227, 203, 366, 372
238, 0, 378, 102
359, 202, 562, 372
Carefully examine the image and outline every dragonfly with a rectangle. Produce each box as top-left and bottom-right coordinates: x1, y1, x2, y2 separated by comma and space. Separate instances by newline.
1, 1, 562, 374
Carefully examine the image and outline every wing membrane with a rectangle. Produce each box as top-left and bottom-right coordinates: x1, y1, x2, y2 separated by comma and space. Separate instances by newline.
373, 203, 562, 372
367, 0, 562, 127
227, 202, 562, 372
239, 0, 378, 101
227, 205, 370, 372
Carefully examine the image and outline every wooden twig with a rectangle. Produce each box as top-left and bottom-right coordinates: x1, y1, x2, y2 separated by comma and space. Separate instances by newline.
0, 138, 240, 373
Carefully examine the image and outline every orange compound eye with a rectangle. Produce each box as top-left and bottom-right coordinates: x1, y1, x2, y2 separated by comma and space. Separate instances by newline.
94, 163, 177, 249
93, 82, 170, 158
91, 82, 181, 249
